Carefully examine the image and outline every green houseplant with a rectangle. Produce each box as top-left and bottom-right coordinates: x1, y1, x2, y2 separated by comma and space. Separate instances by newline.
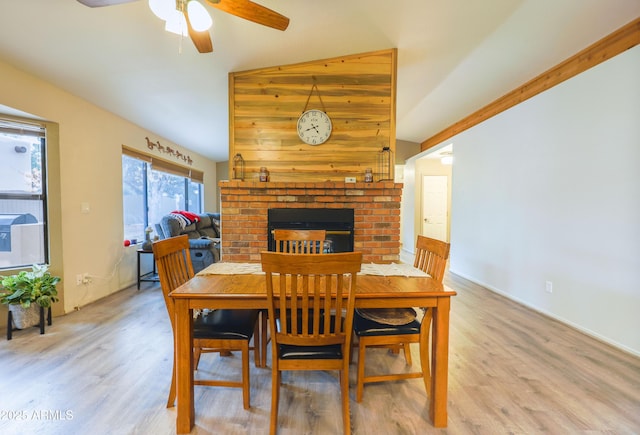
1, 264, 60, 329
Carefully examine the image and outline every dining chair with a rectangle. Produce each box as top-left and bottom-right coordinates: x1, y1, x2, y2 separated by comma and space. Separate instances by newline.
261, 251, 362, 435
353, 235, 450, 402
257, 229, 328, 365
153, 235, 261, 409
273, 229, 327, 254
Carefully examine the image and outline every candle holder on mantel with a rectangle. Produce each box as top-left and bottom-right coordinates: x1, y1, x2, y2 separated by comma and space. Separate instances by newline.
377, 146, 394, 181
364, 168, 373, 183
232, 153, 244, 180
259, 167, 269, 182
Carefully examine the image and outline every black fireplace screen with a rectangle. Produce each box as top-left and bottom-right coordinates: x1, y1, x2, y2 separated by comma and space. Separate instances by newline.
267, 208, 354, 253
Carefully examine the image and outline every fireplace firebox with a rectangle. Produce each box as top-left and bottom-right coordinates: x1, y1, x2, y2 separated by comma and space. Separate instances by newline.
267, 208, 354, 253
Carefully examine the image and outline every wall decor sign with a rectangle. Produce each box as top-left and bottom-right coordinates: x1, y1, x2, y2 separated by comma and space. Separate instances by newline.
145, 137, 193, 165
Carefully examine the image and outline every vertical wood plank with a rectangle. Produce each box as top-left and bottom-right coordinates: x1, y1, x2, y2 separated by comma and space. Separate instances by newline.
229, 49, 398, 182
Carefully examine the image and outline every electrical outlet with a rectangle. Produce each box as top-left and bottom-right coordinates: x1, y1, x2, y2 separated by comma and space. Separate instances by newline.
545, 281, 553, 293
76, 274, 83, 286
82, 273, 92, 285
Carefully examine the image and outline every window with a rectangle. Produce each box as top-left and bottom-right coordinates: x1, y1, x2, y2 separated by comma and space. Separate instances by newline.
0, 118, 48, 270
122, 148, 203, 241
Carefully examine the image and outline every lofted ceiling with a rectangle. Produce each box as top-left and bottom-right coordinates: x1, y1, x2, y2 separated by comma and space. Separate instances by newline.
0, 1, 638, 162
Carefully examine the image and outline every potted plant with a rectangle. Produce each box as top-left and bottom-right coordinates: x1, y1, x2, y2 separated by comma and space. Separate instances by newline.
0, 264, 60, 329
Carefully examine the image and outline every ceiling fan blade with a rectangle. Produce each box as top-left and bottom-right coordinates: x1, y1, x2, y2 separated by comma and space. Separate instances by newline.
207, 0, 289, 31
184, 10, 214, 53
76, 0, 139, 7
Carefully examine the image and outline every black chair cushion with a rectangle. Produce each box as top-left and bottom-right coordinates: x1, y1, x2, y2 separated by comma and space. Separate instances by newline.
276, 313, 342, 360
354, 311, 421, 337
193, 309, 259, 341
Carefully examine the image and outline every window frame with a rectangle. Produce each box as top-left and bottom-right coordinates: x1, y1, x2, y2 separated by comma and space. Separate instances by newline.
122, 147, 204, 241
0, 118, 50, 270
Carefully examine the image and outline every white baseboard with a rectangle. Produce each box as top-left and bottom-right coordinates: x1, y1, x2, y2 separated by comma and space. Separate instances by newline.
449, 268, 640, 358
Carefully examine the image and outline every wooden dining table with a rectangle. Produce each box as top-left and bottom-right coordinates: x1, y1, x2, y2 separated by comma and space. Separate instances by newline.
169, 262, 456, 434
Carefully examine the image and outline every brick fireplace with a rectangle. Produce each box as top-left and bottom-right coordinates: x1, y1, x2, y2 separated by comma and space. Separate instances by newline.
219, 181, 403, 263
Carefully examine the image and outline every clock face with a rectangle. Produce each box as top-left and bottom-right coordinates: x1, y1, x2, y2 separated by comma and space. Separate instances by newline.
297, 109, 332, 145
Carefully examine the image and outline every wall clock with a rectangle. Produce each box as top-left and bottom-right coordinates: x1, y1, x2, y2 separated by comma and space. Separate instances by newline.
297, 109, 332, 145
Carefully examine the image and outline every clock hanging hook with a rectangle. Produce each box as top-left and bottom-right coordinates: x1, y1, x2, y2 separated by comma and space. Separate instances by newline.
302, 83, 328, 114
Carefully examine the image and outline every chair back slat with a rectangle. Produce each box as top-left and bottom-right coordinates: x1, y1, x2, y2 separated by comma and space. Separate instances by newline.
261, 252, 362, 348
273, 229, 327, 254
413, 235, 450, 283
152, 235, 194, 329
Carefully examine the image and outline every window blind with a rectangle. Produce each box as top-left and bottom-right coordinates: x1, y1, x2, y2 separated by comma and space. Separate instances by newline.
122, 145, 204, 183
0, 118, 46, 138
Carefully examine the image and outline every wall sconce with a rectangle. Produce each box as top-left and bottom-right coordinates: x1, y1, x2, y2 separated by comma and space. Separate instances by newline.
232, 153, 245, 180
377, 146, 394, 181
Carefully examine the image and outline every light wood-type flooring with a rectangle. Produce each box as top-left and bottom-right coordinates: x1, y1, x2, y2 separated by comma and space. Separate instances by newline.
1, 272, 639, 434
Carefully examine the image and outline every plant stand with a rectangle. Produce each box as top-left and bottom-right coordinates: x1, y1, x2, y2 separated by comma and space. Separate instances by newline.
6, 305, 52, 340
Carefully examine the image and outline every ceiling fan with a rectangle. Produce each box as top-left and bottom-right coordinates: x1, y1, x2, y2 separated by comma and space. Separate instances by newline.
76, 0, 290, 53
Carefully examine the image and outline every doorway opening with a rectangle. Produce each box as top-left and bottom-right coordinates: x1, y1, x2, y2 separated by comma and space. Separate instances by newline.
416, 143, 452, 243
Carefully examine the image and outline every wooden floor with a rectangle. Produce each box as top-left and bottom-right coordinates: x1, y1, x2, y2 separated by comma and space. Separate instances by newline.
1, 272, 639, 434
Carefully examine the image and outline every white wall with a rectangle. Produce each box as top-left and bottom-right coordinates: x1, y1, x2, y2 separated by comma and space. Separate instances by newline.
448, 46, 640, 355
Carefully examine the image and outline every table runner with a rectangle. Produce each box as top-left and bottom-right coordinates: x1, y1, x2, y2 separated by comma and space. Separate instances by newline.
197, 262, 430, 278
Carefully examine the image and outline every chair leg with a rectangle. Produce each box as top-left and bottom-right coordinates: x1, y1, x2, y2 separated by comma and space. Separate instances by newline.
167, 354, 177, 408
242, 342, 251, 409
420, 309, 433, 395
402, 343, 413, 366
253, 323, 261, 368
341, 364, 352, 435
349, 332, 357, 364
193, 347, 202, 370
270, 366, 280, 435
356, 340, 367, 402
261, 310, 268, 367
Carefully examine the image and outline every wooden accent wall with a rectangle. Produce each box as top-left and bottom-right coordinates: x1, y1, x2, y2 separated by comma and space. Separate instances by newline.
219, 180, 402, 263
229, 49, 397, 182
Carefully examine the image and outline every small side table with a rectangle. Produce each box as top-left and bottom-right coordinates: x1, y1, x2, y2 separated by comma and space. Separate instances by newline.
137, 249, 159, 290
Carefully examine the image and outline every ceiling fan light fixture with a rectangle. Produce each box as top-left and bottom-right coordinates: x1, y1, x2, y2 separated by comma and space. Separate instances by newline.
187, 1, 213, 32
149, 0, 174, 21
165, 9, 189, 36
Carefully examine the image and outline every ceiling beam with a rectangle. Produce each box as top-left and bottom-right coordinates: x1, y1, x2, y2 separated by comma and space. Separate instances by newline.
421, 17, 640, 152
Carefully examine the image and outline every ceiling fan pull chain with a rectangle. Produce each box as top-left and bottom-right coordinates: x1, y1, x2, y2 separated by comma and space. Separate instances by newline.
302, 83, 327, 114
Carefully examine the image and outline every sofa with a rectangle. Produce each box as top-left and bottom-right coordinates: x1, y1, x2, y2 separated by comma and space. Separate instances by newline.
156, 212, 221, 273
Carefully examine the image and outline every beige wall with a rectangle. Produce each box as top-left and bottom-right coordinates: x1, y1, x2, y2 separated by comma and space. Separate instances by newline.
395, 140, 420, 164
0, 59, 218, 321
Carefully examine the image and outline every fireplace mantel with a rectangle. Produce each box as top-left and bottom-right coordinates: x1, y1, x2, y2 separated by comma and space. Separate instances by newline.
219, 181, 403, 263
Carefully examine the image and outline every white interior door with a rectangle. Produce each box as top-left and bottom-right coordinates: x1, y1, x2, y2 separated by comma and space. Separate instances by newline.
421, 175, 448, 241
